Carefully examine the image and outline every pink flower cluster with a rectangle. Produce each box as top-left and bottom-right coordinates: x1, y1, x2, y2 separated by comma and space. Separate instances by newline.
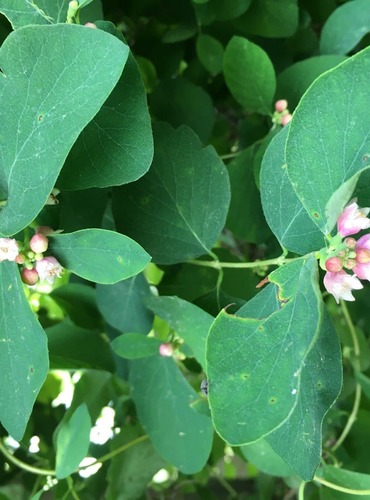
0, 227, 63, 286
322, 200, 370, 303
273, 99, 292, 127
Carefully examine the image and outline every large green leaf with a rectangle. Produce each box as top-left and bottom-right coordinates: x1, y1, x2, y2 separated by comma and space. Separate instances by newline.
0, 262, 48, 440
260, 125, 325, 254
0, 24, 128, 237
206, 256, 322, 445
49, 229, 151, 284
58, 50, 153, 189
130, 355, 213, 474
196, 34, 224, 76
233, 0, 298, 38
265, 309, 342, 480
146, 295, 214, 371
55, 403, 92, 479
286, 47, 370, 233
96, 274, 154, 334
112, 123, 230, 264
320, 0, 370, 56
223, 36, 276, 114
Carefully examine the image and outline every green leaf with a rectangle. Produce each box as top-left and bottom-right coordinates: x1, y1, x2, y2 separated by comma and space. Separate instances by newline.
0, 0, 102, 28
0, 24, 128, 236
320, 0, 370, 56
193, 0, 252, 24
260, 125, 325, 254
320, 465, 370, 499
206, 256, 322, 445
47, 319, 114, 371
58, 51, 153, 190
96, 274, 154, 334
58, 189, 109, 232
55, 403, 92, 479
0, 262, 48, 440
146, 295, 214, 371
286, 48, 370, 233
264, 309, 342, 480
111, 333, 162, 359
130, 355, 213, 473
107, 425, 165, 500
226, 147, 272, 243
276, 55, 347, 110
112, 123, 230, 264
149, 78, 215, 143
196, 34, 224, 75
223, 36, 276, 114
49, 229, 151, 284
233, 0, 299, 38
241, 440, 293, 477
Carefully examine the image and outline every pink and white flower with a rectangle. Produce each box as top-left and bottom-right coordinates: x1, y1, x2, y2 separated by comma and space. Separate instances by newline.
337, 200, 370, 237
353, 234, 370, 281
159, 343, 174, 357
323, 270, 363, 303
35, 256, 63, 284
0, 238, 19, 262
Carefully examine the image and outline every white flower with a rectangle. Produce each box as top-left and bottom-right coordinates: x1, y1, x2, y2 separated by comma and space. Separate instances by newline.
35, 256, 63, 284
0, 238, 19, 262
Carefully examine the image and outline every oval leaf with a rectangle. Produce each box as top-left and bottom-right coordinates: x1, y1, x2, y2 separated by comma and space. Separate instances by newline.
0, 262, 48, 440
112, 123, 230, 264
130, 355, 213, 474
223, 36, 276, 114
49, 229, 151, 284
55, 403, 92, 479
0, 24, 128, 236
111, 333, 162, 359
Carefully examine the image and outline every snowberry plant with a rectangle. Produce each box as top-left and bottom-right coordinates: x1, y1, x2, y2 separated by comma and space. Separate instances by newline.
1, 0, 370, 498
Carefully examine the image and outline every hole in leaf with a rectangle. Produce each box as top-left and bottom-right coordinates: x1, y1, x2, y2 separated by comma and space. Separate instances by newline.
241, 373, 249, 380
317, 381, 323, 390
269, 396, 277, 404
312, 211, 320, 219
37, 114, 44, 122
30, 366, 34, 374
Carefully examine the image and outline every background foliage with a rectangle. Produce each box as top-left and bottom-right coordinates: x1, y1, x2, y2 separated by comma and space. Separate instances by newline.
1, 0, 370, 498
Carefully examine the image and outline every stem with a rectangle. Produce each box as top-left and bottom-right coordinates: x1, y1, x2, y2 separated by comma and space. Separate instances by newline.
78, 434, 149, 470
0, 434, 149, 477
0, 440, 54, 476
298, 481, 305, 500
219, 152, 241, 160
332, 301, 361, 451
66, 476, 80, 500
188, 255, 302, 270
314, 476, 370, 495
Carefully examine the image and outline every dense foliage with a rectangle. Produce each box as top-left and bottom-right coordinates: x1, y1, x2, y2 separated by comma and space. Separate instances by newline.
1, 0, 370, 498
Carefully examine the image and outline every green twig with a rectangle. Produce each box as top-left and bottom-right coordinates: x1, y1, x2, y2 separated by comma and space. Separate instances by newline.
332, 301, 361, 451
314, 475, 370, 495
298, 481, 306, 500
188, 255, 303, 270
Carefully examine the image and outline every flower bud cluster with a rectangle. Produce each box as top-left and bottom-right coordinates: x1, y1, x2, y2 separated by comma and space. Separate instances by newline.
9, 226, 64, 286
319, 199, 370, 303
272, 99, 292, 127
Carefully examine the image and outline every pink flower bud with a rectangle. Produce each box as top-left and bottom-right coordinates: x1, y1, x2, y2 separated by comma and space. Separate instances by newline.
15, 254, 26, 264
275, 99, 288, 112
345, 237, 357, 248
344, 259, 356, 270
353, 234, 370, 281
337, 200, 370, 237
281, 113, 292, 126
21, 268, 39, 286
0, 238, 19, 262
35, 256, 63, 284
325, 256, 343, 272
159, 343, 173, 357
323, 270, 363, 303
85, 22, 97, 28
29, 233, 48, 254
